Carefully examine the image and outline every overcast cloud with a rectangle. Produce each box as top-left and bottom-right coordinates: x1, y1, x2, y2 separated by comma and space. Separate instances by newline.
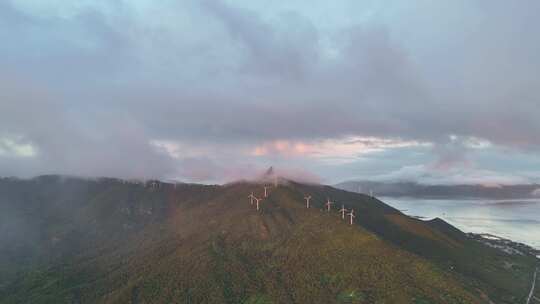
1, 0, 539, 184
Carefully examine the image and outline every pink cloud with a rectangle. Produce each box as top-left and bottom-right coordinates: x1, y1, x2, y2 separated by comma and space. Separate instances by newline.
250, 137, 428, 162
251, 140, 314, 157
251, 140, 311, 157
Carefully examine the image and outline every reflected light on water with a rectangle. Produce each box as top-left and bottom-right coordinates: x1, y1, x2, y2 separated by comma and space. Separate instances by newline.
381, 197, 540, 249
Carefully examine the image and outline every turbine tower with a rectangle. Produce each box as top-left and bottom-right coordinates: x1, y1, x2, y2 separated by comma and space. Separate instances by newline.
253, 196, 262, 211
348, 209, 355, 225
339, 204, 347, 219
264, 186, 269, 198
304, 195, 312, 208
325, 198, 334, 212
248, 192, 256, 205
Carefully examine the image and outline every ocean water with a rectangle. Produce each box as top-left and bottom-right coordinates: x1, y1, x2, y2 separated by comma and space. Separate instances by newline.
381, 197, 540, 250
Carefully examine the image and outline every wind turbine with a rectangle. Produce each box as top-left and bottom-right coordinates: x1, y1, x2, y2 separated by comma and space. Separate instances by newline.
348, 209, 355, 225
248, 192, 256, 205
339, 204, 347, 219
253, 196, 262, 211
304, 195, 312, 208
264, 186, 269, 198
325, 198, 334, 212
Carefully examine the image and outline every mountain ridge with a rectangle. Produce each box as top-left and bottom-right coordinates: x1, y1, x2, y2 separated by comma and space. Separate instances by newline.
336, 180, 540, 199
0, 175, 538, 303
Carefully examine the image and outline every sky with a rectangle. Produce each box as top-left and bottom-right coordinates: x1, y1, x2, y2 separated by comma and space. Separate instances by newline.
1, 0, 540, 185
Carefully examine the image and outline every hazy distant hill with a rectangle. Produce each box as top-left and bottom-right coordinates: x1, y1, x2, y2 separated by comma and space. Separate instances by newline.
0, 176, 538, 303
335, 180, 540, 199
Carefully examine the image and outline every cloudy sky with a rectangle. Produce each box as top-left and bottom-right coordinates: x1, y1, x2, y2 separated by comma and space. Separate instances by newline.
1, 0, 539, 185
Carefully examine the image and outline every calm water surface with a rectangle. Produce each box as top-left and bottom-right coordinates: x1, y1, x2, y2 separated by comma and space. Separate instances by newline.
381, 197, 540, 250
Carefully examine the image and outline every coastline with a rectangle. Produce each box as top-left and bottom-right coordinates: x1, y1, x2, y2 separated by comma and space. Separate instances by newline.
467, 233, 540, 258
380, 196, 540, 251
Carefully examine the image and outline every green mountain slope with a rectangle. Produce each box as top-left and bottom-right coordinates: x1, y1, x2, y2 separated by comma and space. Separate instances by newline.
293, 183, 538, 303
0, 176, 537, 303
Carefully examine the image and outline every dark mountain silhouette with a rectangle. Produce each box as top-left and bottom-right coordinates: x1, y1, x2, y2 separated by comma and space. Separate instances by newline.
264, 166, 274, 177
0, 176, 538, 303
336, 180, 540, 199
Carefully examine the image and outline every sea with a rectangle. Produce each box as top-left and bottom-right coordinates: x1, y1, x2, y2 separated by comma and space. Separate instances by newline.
381, 197, 540, 250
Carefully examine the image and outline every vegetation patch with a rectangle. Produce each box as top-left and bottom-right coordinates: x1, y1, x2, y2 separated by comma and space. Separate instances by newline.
337, 289, 366, 303
243, 294, 274, 304
413, 296, 433, 304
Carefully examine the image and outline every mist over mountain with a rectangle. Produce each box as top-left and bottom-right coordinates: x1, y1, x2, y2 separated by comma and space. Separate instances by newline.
336, 180, 540, 199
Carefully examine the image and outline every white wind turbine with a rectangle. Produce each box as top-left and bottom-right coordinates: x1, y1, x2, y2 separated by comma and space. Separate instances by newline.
325, 198, 334, 212
253, 196, 262, 211
304, 195, 312, 208
339, 204, 347, 219
264, 186, 269, 198
248, 192, 256, 205
348, 209, 355, 225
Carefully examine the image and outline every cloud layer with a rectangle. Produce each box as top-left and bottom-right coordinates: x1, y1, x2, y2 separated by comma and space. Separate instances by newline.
1, 0, 539, 184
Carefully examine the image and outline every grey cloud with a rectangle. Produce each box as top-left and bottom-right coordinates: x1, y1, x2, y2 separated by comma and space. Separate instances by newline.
0, 75, 175, 179
1, 0, 539, 182
202, 0, 319, 81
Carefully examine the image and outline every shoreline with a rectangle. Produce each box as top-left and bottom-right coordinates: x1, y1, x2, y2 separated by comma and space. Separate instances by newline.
467, 233, 540, 258
407, 212, 540, 252
445, 217, 540, 251
380, 196, 540, 251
